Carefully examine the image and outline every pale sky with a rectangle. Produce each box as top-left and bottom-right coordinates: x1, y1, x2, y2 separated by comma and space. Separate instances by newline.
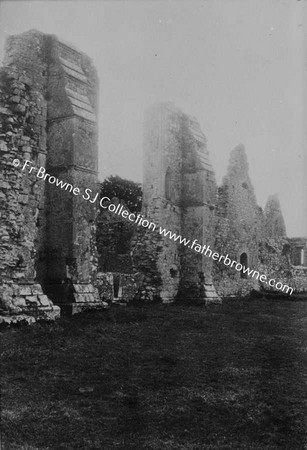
0, 0, 306, 237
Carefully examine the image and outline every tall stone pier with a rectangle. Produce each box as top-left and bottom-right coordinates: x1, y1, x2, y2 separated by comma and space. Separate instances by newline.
132, 103, 221, 303
43, 33, 100, 314
0, 30, 102, 321
179, 114, 219, 302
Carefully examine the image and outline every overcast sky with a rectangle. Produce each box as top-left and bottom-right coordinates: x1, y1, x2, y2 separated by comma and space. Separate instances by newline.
0, 0, 306, 237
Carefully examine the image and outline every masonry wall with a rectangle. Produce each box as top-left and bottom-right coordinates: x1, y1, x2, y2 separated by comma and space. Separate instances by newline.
132, 103, 218, 303
213, 145, 265, 296
96, 197, 135, 273
44, 36, 99, 300
132, 104, 182, 302
213, 144, 307, 297
179, 115, 217, 299
264, 194, 287, 238
1, 31, 305, 317
257, 237, 305, 292
0, 30, 102, 321
255, 188, 307, 293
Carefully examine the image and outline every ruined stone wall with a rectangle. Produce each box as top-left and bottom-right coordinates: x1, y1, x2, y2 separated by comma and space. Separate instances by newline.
44, 36, 99, 301
0, 31, 59, 320
254, 197, 306, 293
213, 145, 264, 296
0, 30, 102, 320
132, 103, 218, 303
257, 197, 307, 292
137, 109, 306, 299
96, 198, 135, 273
1, 30, 305, 317
213, 145, 307, 297
257, 237, 306, 292
132, 104, 182, 302
179, 115, 217, 300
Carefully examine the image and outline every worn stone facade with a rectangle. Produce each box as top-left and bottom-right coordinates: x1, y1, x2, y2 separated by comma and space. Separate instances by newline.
213, 146, 307, 297
131, 103, 220, 303
213, 145, 263, 296
0, 36, 59, 323
0, 30, 104, 322
1, 31, 306, 320
132, 106, 307, 301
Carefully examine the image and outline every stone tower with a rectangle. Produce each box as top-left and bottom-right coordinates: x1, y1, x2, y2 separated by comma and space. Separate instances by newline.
0, 30, 102, 321
264, 194, 286, 238
132, 103, 220, 303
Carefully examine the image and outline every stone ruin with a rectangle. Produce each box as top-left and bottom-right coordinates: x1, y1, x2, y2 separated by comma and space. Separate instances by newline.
0, 30, 306, 325
132, 106, 307, 301
0, 30, 101, 324
131, 103, 220, 303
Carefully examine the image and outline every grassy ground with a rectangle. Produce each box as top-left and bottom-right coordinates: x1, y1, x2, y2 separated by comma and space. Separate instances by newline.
1, 299, 307, 450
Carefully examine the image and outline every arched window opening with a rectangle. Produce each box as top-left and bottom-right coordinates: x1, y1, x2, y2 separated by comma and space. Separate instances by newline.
240, 252, 248, 279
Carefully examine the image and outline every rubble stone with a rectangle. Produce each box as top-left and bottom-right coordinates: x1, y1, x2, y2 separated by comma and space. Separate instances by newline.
0, 30, 103, 323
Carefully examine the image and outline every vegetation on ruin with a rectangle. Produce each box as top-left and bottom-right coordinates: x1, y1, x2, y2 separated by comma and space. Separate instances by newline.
1, 299, 307, 449
100, 175, 142, 213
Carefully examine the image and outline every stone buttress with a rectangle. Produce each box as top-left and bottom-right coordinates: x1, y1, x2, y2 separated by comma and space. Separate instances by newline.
0, 30, 104, 321
0, 31, 59, 324
132, 103, 221, 303
43, 34, 101, 314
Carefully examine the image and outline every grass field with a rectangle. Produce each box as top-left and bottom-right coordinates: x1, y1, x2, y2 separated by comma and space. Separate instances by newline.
1, 299, 307, 449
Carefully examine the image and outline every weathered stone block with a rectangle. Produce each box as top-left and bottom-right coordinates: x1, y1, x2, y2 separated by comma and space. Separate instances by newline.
73, 284, 86, 294
38, 295, 50, 307
73, 293, 96, 303
25, 295, 39, 305
32, 284, 43, 295
10, 96, 20, 103
19, 287, 32, 296
12, 297, 27, 308
9, 306, 23, 315
1, 286, 13, 301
